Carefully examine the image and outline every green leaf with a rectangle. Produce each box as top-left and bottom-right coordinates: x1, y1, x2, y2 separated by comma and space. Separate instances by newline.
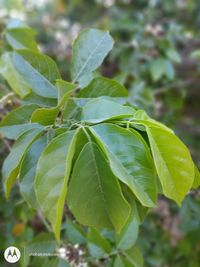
22, 92, 57, 107
81, 98, 135, 123
90, 124, 157, 207
114, 255, 126, 267
114, 246, 143, 267
131, 109, 173, 133
0, 104, 40, 139
150, 58, 165, 81
71, 29, 114, 83
62, 98, 82, 122
77, 77, 128, 98
166, 49, 181, 63
124, 246, 144, 267
77, 71, 99, 88
19, 136, 47, 209
67, 141, 131, 232
87, 228, 112, 258
116, 212, 139, 250
18, 49, 61, 83
31, 107, 59, 126
192, 164, 200, 189
4, 21, 39, 51
24, 233, 57, 267
56, 79, 76, 105
146, 126, 194, 205
0, 51, 58, 98
35, 129, 80, 241
64, 219, 86, 245
2, 127, 43, 198
164, 60, 175, 80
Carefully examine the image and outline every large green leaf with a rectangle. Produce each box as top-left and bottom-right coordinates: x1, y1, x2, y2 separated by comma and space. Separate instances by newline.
35, 129, 79, 241
4, 20, 39, 51
71, 29, 114, 83
0, 51, 58, 98
77, 77, 128, 98
0, 104, 40, 139
17, 49, 61, 83
19, 136, 47, 209
67, 141, 131, 232
146, 126, 194, 204
2, 127, 43, 198
90, 124, 157, 207
81, 99, 135, 123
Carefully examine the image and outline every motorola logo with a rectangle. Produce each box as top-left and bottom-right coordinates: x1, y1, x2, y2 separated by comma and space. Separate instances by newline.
4, 246, 21, 263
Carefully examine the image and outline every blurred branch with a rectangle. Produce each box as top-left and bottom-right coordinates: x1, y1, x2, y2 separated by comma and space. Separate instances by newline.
153, 79, 195, 95
0, 92, 15, 108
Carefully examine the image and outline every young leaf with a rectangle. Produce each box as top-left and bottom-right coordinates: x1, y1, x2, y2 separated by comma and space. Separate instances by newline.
71, 29, 114, 83
87, 228, 112, 258
2, 127, 44, 198
116, 212, 139, 250
90, 124, 157, 207
30, 107, 59, 126
35, 129, 80, 241
64, 219, 86, 245
67, 141, 131, 232
81, 98, 135, 123
146, 126, 194, 205
77, 77, 128, 98
62, 98, 82, 122
56, 79, 76, 105
19, 136, 47, 209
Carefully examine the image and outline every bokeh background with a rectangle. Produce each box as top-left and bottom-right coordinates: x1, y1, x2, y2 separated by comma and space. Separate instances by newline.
0, 0, 200, 266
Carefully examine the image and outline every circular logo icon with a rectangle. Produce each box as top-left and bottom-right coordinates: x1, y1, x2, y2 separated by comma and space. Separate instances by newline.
4, 246, 21, 263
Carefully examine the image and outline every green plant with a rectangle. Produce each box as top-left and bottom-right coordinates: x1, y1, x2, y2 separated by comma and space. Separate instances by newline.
0, 20, 199, 266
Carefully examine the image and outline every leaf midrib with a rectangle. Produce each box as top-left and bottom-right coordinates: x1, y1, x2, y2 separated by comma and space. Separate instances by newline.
89, 142, 112, 227
73, 32, 108, 82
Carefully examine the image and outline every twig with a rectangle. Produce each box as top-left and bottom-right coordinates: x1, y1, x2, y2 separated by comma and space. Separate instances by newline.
153, 79, 195, 96
0, 92, 15, 107
1, 137, 11, 151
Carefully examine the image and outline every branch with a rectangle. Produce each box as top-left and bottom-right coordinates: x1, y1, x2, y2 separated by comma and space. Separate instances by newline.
153, 79, 195, 96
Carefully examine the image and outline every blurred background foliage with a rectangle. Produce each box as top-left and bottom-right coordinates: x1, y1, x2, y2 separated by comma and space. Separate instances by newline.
0, 0, 200, 266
